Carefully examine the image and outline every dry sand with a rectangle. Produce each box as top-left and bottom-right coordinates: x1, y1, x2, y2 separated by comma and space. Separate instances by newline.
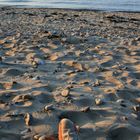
0, 7, 140, 140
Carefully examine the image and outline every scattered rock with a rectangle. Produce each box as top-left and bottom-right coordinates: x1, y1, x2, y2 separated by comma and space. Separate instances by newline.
44, 104, 54, 111
49, 54, 58, 61
32, 61, 38, 67
95, 98, 103, 105
33, 134, 41, 140
73, 62, 83, 71
122, 116, 128, 121
3, 82, 13, 90
24, 113, 33, 126
48, 30, 62, 39
0, 38, 6, 44
81, 106, 90, 112
93, 80, 100, 87
133, 105, 140, 112
38, 135, 47, 140
32, 76, 40, 80
61, 89, 70, 97
116, 99, 125, 103
76, 125, 80, 132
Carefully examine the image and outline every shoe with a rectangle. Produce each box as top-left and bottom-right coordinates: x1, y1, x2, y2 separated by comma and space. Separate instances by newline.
58, 118, 79, 140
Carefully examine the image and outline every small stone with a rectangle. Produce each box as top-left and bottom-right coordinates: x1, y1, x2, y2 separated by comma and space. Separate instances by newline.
95, 98, 103, 105
44, 104, 54, 111
33, 134, 41, 140
3, 82, 13, 90
24, 113, 32, 126
61, 89, 70, 97
131, 113, 137, 119
76, 125, 80, 132
122, 116, 128, 121
116, 99, 125, 103
0, 38, 6, 44
133, 105, 140, 112
93, 80, 100, 87
81, 106, 90, 112
38, 135, 47, 140
49, 53, 58, 61
32, 76, 40, 80
32, 61, 38, 67
73, 62, 83, 71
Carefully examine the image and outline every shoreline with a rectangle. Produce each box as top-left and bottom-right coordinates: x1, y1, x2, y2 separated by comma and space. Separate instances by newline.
0, 6, 140, 13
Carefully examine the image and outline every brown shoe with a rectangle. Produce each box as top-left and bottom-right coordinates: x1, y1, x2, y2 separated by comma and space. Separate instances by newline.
58, 118, 79, 140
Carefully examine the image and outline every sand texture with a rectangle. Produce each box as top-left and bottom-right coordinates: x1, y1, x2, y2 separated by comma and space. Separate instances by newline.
0, 7, 140, 140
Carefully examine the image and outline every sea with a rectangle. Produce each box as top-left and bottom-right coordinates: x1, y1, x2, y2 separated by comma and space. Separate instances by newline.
0, 0, 139, 12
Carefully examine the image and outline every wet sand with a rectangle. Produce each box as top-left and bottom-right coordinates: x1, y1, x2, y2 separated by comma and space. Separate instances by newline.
0, 7, 140, 140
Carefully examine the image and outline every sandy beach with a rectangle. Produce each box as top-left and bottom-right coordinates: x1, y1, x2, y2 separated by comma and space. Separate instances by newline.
0, 7, 140, 140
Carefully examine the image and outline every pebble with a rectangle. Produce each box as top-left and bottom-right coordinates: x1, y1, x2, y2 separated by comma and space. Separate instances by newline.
61, 89, 70, 97
38, 135, 47, 140
3, 82, 14, 90
93, 80, 100, 87
44, 104, 54, 111
32, 76, 40, 80
32, 61, 38, 67
95, 98, 103, 105
76, 125, 80, 132
133, 105, 140, 112
0, 38, 6, 44
49, 54, 58, 61
33, 134, 42, 140
24, 113, 32, 126
73, 62, 83, 71
116, 99, 125, 103
121, 116, 128, 121
81, 106, 90, 112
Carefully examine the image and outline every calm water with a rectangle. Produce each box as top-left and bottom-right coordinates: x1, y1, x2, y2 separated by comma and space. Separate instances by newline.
0, 0, 139, 12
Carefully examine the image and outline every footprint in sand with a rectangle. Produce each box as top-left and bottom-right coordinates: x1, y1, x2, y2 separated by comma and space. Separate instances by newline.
12, 93, 33, 107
